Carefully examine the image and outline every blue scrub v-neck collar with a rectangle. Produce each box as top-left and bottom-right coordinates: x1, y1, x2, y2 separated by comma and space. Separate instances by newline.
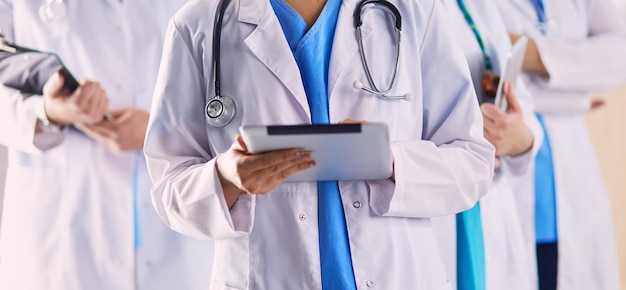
270, 0, 339, 56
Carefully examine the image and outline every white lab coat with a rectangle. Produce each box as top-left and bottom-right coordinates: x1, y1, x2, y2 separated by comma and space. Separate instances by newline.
145, 0, 495, 289
495, 0, 626, 289
433, 1, 544, 289
0, 1, 213, 290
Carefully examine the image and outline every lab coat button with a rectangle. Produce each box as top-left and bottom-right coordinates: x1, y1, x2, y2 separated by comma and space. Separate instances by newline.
353, 201, 361, 208
366, 280, 375, 287
299, 213, 307, 221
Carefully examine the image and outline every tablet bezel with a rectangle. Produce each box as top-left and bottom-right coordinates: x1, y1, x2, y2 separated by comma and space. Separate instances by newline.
494, 35, 529, 110
239, 123, 393, 182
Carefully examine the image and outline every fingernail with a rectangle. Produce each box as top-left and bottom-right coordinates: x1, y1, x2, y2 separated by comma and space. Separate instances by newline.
294, 150, 303, 157
307, 161, 316, 167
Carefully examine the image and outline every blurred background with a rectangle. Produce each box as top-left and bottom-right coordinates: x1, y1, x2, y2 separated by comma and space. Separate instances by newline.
587, 85, 626, 289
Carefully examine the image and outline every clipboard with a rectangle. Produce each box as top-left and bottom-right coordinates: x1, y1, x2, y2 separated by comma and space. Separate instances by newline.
240, 123, 393, 182
0, 31, 79, 93
494, 35, 528, 110
0, 32, 111, 121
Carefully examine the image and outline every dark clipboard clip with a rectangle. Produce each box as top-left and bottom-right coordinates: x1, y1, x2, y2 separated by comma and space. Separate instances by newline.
0, 31, 110, 121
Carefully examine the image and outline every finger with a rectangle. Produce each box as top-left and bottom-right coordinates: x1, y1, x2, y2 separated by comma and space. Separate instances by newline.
89, 88, 108, 120
235, 135, 248, 152
250, 152, 314, 179
46, 71, 65, 97
76, 122, 117, 139
73, 83, 97, 116
339, 118, 366, 124
243, 148, 310, 173
248, 159, 317, 194
108, 108, 127, 119
480, 103, 503, 122
503, 82, 521, 113
98, 97, 110, 122
482, 119, 498, 137
270, 159, 316, 183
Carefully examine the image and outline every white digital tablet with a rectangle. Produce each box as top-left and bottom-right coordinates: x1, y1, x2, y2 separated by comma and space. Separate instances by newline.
494, 35, 528, 110
239, 123, 393, 182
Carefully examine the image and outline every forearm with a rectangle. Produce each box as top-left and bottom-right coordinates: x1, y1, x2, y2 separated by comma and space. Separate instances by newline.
0, 86, 66, 152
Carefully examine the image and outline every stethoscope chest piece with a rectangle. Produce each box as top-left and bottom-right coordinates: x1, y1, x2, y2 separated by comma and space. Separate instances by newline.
205, 95, 235, 127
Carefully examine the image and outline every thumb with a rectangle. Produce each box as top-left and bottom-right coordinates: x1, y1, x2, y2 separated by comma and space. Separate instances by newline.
503, 82, 521, 113
234, 135, 248, 153
44, 70, 66, 98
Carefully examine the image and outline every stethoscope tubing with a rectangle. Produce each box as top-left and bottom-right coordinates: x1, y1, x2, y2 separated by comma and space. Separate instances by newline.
205, 0, 405, 127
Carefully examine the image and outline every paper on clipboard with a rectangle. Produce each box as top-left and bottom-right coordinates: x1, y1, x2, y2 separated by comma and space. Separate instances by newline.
494, 35, 528, 111
240, 123, 393, 182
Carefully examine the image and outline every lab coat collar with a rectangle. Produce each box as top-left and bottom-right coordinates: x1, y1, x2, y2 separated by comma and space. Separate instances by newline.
237, 0, 366, 121
237, 0, 264, 25
238, 0, 312, 121
328, 0, 366, 98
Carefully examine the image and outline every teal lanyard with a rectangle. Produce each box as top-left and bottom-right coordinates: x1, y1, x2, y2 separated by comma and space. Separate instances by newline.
455, 0, 493, 71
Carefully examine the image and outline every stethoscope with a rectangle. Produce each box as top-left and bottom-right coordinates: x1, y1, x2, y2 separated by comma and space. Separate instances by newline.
39, 0, 68, 22
206, 0, 409, 128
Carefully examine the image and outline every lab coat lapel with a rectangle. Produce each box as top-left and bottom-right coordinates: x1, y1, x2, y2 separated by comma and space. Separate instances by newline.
328, 0, 372, 99
239, 0, 312, 121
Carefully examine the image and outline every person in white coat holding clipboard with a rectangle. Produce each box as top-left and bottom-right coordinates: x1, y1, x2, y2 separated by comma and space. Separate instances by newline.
144, 0, 495, 289
0, 1, 214, 289
434, 1, 543, 289
494, 0, 626, 289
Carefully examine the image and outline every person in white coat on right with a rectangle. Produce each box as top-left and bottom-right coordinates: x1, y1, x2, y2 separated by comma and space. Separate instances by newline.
434, 0, 543, 289
494, 0, 626, 289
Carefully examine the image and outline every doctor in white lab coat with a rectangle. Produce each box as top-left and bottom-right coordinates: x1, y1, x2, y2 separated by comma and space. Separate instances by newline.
495, 0, 626, 289
0, 1, 213, 290
434, 0, 544, 289
145, 0, 494, 289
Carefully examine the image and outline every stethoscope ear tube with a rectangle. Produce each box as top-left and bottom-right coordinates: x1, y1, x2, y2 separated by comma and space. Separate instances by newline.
354, 0, 406, 101
354, 0, 402, 31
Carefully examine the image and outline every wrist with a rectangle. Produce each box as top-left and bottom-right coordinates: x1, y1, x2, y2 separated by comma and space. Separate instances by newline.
509, 130, 534, 157
36, 97, 66, 133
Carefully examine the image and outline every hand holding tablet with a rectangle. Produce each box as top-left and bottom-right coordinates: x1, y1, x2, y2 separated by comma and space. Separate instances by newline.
240, 123, 393, 182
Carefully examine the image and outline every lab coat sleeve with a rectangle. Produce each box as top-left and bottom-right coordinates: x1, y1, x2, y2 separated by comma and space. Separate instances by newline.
499, 77, 543, 176
0, 0, 67, 153
368, 0, 495, 218
532, 0, 626, 92
144, 20, 253, 240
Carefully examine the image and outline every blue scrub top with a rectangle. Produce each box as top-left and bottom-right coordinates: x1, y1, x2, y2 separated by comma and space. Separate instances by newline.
270, 1, 357, 289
